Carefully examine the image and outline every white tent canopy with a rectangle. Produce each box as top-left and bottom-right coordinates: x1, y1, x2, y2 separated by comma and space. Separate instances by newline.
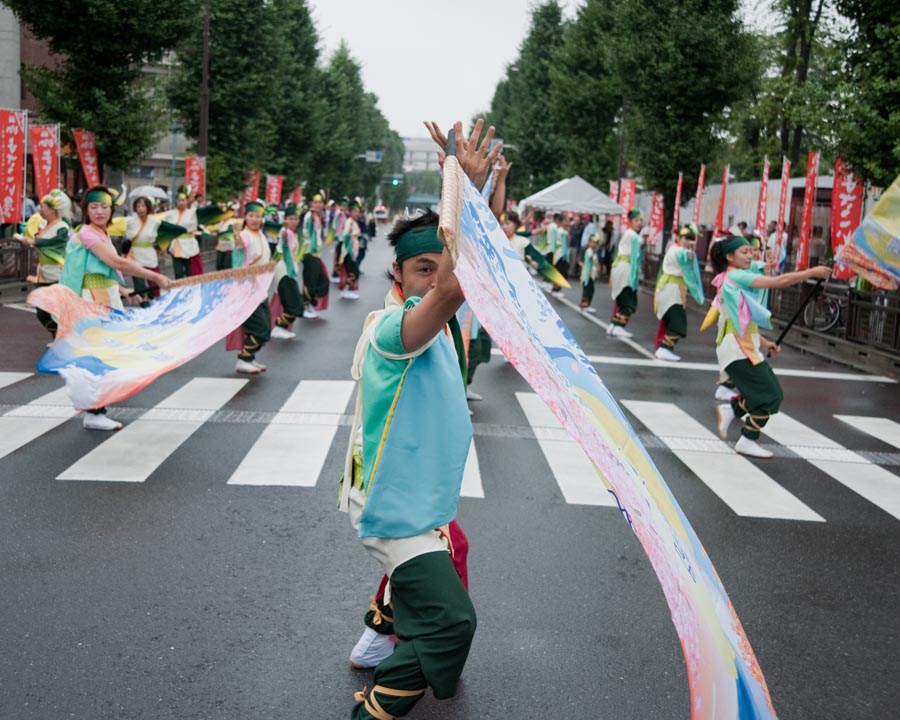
518, 176, 624, 216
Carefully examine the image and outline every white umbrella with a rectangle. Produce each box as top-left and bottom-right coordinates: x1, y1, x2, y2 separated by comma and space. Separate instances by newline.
129, 185, 169, 201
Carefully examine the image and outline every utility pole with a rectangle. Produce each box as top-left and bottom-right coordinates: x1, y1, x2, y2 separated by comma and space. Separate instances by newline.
198, 0, 210, 156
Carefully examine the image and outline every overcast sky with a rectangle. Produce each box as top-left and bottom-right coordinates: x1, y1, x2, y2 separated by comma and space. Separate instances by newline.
309, 0, 769, 140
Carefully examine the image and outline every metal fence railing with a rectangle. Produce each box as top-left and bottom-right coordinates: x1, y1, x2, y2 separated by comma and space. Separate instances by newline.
845, 289, 900, 353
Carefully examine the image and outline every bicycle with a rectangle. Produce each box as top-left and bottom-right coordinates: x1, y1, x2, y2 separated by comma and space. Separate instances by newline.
802, 284, 845, 333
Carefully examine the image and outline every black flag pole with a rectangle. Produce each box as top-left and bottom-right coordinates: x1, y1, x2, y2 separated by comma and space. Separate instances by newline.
767, 262, 834, 356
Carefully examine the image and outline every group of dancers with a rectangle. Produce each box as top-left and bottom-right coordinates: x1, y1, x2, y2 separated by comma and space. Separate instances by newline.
15, 185, 369, 414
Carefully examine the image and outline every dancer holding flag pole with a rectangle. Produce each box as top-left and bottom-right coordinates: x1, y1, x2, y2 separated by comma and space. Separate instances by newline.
163, 186, 202, 278
705, 234, 831, 458
59, 185, 170, 429
653, 223, 704, 361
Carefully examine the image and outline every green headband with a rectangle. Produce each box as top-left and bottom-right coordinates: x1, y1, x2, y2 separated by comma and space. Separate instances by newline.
284, 206, 299, 217
85, 189, 112, 206
245, 200, 265, 214
395, 226, 444, 264
628, 208, 642, 220
721, 235, 750, 255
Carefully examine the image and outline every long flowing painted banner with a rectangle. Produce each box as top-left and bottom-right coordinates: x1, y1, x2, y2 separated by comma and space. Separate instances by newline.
28, 266, 274, 410
449, 171, 776, 719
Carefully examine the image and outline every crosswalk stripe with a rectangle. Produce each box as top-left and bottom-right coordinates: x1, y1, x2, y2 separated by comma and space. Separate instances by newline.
515, 392, 616, 506
0, 387, 76, 461
623, 401, 824, 521
227, 380, 355, 487
763, 413, 900, 521
460, 440, 484, 498
0, 371, 32, 391
57, 378, 247, 482
833, 415, 900, 452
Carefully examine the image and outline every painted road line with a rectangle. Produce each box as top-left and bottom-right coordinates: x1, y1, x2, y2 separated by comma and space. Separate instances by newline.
623, 400, 824, 521
0, 371, 32, 391
228, 380, 355, 487
489, 349, 895, 383
460, 440, 484, 499
58, 378, 247, 482
0, 387, 76, 461
834, 415, 900, 452
763, 413, 900, 521
516, 392, 616, 506
4, 302, 36, 313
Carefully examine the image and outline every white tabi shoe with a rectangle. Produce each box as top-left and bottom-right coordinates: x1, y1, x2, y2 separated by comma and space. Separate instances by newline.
716, 403, 735, 440
83, 413, 122, 431
270, 325, 296, 340
466, 388, 483, 401
302, 307, 319, 319
236, 359, 263, 374
251, 360, 267, 372
583, 307, 596, 313
654, 347, 681, 362
714, 385, 739, 402
735, 435, 774, 459
609, 325, 633, 339
349, 627, 395, 670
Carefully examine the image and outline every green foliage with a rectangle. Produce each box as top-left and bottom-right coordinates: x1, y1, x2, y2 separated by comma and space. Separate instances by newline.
5, 0, 196, 170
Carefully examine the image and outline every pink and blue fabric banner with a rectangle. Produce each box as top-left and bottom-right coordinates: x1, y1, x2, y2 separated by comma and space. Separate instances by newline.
451, 172, 776, 719
28, 267, 274, 410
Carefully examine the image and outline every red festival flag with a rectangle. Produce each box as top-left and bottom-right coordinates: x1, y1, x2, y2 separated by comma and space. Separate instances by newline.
290, 186, 303, 206
755, 157, 770, 239
713, 164, 729, 238
610, 180, 620, 229
671, 172, 683, 232
0, 109, 26, 224
774, 156, 792, 271
795, 150, 820, 271
72, 129, 101, 186
30, 124, 60, 199
184, 155, 206, 197
242, 169, 261, 206
649, 191, 665, 252
619, 179, 636, 220
830, 158, 863, 281
692, 164, 706, 226
265, 174, 283, 206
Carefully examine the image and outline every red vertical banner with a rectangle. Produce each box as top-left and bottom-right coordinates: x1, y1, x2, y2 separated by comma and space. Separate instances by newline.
290, 186, 303, 206
830, 158, 863, 280
72, 129, 100, 186
29, 124, 60, 199
0, 109, 26, 224
609, 180, 620, 229
649, 191, 665, 252
619, 179, 636, 219
692, 164, 706, 226
795, 150, 819, 271
754, 157, 770, 239
265, 174, 283, 206
713, 164, 729, 238
774, 156, 792, 271
239, 170, 261, 214
184, 155, 206, 197
671, 172, 683, 232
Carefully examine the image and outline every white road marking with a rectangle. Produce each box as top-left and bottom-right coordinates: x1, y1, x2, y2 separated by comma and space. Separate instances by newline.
0, 387, 75, 461
57, 378, 246, 482
460, 440, 484, 498
4, 302, 36, 313
834, 415, 900, 451
0, 371, 32, 391
623, 400, 824, 521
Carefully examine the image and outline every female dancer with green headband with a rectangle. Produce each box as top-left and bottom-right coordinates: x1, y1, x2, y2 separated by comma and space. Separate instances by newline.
608, 208, 644, 338
163, 185, 201, 278
59, 185, 170, 430
707, 235, 831, 458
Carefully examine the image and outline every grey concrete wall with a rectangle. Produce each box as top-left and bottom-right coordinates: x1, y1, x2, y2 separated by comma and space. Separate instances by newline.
0, 8, 21, 110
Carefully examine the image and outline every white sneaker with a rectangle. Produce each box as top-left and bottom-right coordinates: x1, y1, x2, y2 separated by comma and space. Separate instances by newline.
303, 307, 319, 319
655, 347, 681, 362
716, 403, 735, 440
714, 385, 739, 402
236, 359, 262, 374
330, 276, 340, 284
551, 290, 565, 299
341, 289, 359, 300
349, 627, 395, 669
270, 325, 296, 340
348, 291, 360, 299
83, 413, 122, 431
605, 323, 613, 335
584, 307, 596, 313
735, 435, 774, 459
251, 360, 267, 372
609, 325, 633, 339
466, 388, 483, 401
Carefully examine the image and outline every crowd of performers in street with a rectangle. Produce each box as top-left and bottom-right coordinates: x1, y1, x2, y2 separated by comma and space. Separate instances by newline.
12, 118, 833, 719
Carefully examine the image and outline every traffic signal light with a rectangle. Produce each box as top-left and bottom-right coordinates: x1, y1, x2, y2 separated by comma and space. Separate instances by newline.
391, 178, 400, 186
